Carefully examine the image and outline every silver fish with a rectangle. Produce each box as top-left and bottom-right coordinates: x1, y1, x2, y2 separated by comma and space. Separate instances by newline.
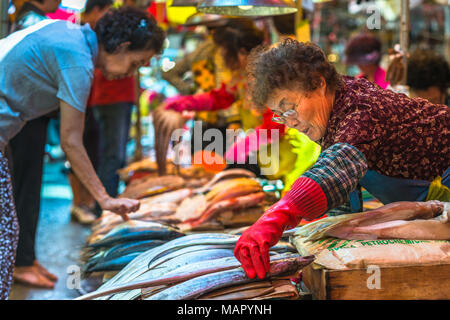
97, 234, 237, 290
146, 254, 314, 300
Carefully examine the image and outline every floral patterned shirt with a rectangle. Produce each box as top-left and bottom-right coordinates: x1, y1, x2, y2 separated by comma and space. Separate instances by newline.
288, 76, 448, 211
322, 76, 449, 181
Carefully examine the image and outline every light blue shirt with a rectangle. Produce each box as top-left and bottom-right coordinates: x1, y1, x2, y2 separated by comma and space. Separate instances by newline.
0, 20, 98, 151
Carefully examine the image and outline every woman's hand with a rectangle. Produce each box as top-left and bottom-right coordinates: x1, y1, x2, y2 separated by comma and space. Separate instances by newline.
234, 200, 306, 279
99, 197, 140, 221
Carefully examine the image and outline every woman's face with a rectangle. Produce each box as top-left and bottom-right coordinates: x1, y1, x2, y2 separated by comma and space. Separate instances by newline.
267, 84, 334, 142
219, 47, 248, 71
98, 44, 155, 80
411, 86, 446, 105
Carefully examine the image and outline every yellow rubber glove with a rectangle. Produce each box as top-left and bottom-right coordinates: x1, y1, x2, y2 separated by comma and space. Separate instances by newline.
283, 129, 321, 193
258, 133, 297, 181
425, 176, 450, 202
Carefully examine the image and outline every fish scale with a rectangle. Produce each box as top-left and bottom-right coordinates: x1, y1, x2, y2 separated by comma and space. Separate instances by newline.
89, 229, 184, 248
97, 234, 237, 290
145, 254, 313, 300
91, 241, 301, 299
84, 250, 237, 300
84, 240, 168, 273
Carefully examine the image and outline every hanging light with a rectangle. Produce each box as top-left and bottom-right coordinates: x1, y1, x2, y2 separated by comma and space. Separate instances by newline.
197, 0, 298, 17
171, 0, 199, 6
183, 12, 231, 27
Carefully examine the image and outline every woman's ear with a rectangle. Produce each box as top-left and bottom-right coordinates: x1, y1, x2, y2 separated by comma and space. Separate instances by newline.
239, 48, 248, 56
319, 76, 327, 95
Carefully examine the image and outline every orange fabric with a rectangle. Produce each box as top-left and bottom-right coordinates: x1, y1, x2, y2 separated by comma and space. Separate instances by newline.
192, 150, 226, 173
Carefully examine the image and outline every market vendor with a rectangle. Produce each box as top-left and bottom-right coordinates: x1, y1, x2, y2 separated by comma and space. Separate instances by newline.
234, 39, 449, 280
0, 6, 165, 299
162, 18, 266, 155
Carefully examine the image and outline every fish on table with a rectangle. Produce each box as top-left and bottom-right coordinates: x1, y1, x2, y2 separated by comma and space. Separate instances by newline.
76, 233, 303, 300
159, 177, 273, 230
81, 222, 185, 274
76, 248, 312, 300
294, 200, 449, 241
120, 175, 186, 199
81, 171, 276, 278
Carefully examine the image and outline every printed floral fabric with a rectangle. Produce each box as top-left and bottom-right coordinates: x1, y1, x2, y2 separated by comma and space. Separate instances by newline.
192, 59, 216, 93
192, 53, 218, 124
0, 152, 18, 300
321, 76, 449, 182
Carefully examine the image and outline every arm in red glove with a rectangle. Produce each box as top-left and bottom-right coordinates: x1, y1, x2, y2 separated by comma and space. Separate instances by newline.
234, 143, 368, 279
224, 108, 286, 163
164, 83, 235, 112
234, 177, 327, 279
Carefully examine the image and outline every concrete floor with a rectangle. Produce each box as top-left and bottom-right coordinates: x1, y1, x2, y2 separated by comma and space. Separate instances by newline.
9, 160, 91, 300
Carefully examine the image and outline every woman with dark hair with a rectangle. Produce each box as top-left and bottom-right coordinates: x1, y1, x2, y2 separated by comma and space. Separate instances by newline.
406, 49, 449, 105
161, 18, 266, 158
163, 18, 264, 119
345, 32, 389, 89
234, 39, 449, 280
0, 6, 165, 299
212, 18, 266, 73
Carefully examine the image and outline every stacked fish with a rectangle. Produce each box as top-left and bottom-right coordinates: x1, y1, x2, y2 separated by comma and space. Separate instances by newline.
82, 169, 276, 274
90, 188, 192, 239
82, 187, 192, 274
161, 176, 276, 231
76, 233, 314, 300
81, 221, 184, 274
117, 158, 214, 184
98, 169, 274, 233
294, 200, 450, 241
120, 175, 187, 199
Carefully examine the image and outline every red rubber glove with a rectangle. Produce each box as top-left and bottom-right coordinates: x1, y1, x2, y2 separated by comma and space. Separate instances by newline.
164, 83, 235, 112
224, 108, 286, 163
234, 177, 327, 279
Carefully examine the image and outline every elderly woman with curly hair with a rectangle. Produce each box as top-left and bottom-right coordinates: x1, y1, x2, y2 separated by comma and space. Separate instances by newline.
0, 6, 165, 299
234, 39, 449, 280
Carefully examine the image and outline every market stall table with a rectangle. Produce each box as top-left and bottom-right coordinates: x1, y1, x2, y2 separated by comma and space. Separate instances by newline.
302, 262, 450, 300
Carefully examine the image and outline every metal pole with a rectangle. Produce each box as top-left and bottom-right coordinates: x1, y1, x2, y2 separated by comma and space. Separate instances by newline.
312, 3, 321, 44
444, 4, 450, 63
295, 0, 303, 40
1, 0, 9, 38
400, 0, 409, 85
